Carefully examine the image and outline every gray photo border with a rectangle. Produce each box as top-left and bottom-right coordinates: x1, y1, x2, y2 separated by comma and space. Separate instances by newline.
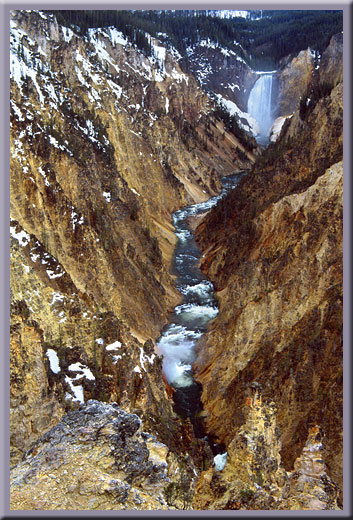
1, 0, 351, 518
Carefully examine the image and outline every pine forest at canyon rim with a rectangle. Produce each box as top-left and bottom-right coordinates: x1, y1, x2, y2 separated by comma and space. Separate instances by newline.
8, 8, 345, 512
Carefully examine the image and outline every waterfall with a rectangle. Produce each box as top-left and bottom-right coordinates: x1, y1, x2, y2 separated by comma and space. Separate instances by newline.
247, 74, 274, 145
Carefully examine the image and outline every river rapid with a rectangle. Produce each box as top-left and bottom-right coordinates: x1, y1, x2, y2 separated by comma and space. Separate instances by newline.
156, 172, 246, 437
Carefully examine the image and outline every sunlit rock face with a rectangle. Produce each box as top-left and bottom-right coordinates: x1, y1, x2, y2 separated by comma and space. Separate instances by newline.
275, 33, 343, 120
275, 48, 314, 116
193, 33, 343, 506
10, 9, 251, 469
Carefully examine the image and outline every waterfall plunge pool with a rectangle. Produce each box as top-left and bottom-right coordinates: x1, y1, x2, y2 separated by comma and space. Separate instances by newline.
156, 172, 246, 435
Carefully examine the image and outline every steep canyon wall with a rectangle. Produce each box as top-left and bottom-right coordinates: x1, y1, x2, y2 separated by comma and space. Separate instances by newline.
9, 10, 344, 511
193, 33, 343, 504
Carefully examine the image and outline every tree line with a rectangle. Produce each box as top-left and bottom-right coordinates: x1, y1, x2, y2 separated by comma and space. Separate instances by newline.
48, 9, 342, 70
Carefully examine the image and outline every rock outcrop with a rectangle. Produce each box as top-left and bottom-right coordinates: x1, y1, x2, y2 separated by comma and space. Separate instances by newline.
184, 40, 258, 112
193, 34, 343, 506
10, 401, 179, 510
275, 48, 315, 116
275, 32, 343, 120
318, 33, 343, 87
9, 9, 344, 512
193, 395, 340, 510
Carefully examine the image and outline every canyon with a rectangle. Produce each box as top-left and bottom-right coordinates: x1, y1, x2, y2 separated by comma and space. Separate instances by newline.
9, 9, 343, 512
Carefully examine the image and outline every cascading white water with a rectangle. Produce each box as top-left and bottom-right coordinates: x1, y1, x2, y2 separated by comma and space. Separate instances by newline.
247, 74, 274, 145
155, 173, 246, 437
156, 174, 246, 390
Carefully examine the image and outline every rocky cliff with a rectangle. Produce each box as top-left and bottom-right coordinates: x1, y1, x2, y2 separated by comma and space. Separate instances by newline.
193, 33, 343, 507
193, 394, 340, 510
10, 9, 252, 470
184, 39, 258, 112
274, 33, 343, 120
274, 48, 315, 117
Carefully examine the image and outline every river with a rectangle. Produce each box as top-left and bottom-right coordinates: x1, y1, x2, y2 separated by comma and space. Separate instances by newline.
156, 171, 246, 439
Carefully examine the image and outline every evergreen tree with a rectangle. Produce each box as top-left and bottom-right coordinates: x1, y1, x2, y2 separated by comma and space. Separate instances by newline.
46, 9, 342, 68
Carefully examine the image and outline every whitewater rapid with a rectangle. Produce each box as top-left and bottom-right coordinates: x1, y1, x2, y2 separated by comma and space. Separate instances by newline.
156, 173, 245, 390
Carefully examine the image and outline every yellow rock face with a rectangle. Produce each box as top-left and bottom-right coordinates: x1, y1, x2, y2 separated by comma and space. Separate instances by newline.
275, 48, 314, 116
193, 51, 343, 504
10, 9, 343, 512
193, 399, 340, 510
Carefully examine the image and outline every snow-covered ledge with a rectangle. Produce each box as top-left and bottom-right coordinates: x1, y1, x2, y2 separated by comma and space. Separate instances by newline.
269, 114, 293, 143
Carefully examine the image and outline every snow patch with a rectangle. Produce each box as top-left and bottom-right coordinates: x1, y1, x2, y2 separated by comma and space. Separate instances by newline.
139, 347, 155, 371
62, 26, 74, 43
106, 27, 128, 47
46, 349, 61, 373
38, 166, 50, 187
215, 93, 259, 135
103, 191, 111, 203
65, 376, 84, 403
107, 79, 122, 99
131, 187, 140, 197
87, 28, 121, 73
46, 268, 64, 279
10, 224, 30, 246
106, 341, 122, 351
68, 362, 95, 380
214, 452, 228, 471
269, 115, 293, 143
22, 264, 30, 273
30, 252, 40, 262
10, 100, 24, 121
50, 292, 65, 305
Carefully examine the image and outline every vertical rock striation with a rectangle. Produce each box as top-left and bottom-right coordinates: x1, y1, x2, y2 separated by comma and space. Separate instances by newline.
193, 395, 340, 510
275, 48, 315, 117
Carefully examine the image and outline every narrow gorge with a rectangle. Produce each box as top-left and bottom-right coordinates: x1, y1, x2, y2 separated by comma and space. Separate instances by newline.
9, 9, 344, 512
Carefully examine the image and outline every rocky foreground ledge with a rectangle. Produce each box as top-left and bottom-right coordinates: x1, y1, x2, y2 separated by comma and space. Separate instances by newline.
10, 400, 173, 510
10, 397, 341, 511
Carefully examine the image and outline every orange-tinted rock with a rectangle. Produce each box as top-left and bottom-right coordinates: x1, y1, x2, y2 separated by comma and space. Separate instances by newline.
193, 38, 343, 504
